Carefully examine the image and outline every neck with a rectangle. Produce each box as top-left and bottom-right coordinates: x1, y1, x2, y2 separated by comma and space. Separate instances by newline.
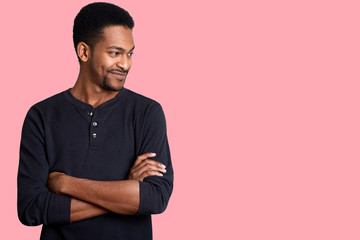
70, 67, 120, 108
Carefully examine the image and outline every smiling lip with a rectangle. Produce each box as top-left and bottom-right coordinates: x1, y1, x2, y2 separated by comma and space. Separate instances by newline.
110, 71, 126, 79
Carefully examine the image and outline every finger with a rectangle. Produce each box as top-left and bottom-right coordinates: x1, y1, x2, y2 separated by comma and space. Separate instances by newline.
130, 165, 166, 179
131, 163, 167, 177
130, 167, 166, 181
138, 170, 164, 181
132, 159, 165, 172
131, 159, 166, 173
134, 152, 156, 166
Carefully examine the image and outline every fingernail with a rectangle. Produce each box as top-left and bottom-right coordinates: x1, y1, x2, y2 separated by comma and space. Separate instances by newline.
150, 153, 156, 156
161, 164, 166, 168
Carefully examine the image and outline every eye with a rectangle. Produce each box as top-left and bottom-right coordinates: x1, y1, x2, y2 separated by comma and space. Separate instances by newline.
127, 52, 134, 57
109, 52, 119, 56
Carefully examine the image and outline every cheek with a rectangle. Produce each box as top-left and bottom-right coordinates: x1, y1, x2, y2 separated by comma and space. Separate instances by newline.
102, 57, 117, 71
92, 53, 110, 68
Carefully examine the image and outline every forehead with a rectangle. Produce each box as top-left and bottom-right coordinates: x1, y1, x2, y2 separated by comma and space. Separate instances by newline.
98, 25, 134, 50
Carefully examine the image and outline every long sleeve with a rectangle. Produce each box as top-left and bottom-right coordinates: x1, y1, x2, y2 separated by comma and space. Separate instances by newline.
135, 102, 174, 215
17, 106, 71, 226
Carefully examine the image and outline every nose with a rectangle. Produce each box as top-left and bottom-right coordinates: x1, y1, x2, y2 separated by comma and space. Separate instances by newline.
116, 54, 132, 72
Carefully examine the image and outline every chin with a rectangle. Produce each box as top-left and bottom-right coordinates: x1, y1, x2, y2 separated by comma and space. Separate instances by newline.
103, 78, 125, 91
103, 85, 124, 92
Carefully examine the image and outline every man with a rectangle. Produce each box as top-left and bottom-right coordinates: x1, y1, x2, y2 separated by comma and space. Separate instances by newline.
17, 2, 173, 239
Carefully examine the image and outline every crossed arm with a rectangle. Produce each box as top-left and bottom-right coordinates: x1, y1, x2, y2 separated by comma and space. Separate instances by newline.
47, 152, 166, 223
18, 102, 172, 226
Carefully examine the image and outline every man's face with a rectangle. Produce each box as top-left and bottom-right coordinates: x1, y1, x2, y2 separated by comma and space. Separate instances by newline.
88, 25, 135, 91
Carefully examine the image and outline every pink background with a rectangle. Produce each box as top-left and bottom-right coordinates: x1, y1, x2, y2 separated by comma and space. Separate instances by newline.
1, 0, 360, 239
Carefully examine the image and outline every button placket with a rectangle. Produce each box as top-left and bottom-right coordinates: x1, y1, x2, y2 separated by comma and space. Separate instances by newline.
92, 121, 98, 138
89, 110, 101, 149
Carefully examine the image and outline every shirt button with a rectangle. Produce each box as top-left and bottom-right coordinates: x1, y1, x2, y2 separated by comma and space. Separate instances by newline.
92, 133, 97, 138
92, 122, 98, 127
88, 111, 94, 116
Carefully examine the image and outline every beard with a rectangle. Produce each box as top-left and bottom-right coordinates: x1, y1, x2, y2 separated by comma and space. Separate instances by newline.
102, 71, 128, 91
89, 58, 128, 92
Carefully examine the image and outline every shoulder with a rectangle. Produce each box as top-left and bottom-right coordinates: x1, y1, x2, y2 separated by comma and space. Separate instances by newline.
123, 88, 163, 110
122, 89, 166, 123
31, 90, 67, 112
26, 90, 68, 121
22, 90, 67, 129
124, 89, 159, 105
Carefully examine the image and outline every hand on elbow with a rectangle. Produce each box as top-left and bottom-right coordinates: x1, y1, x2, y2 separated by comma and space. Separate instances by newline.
127, 152, 166, 181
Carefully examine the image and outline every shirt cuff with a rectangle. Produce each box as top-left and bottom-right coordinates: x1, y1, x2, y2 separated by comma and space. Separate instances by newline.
47, 193, 71, 225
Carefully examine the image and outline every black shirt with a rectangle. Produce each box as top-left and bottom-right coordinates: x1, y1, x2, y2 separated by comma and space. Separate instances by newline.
17, 88, 173, 240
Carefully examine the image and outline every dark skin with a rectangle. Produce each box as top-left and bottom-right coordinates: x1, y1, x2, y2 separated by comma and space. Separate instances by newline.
71, 25, 134, 107
48, 153, 166, 222
47, 26, 166, 223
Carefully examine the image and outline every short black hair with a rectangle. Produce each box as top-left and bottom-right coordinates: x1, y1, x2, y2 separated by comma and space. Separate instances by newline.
73, 2, 134, 61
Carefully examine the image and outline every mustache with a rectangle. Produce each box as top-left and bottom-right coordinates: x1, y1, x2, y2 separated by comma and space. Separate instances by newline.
107, 69, 128, 74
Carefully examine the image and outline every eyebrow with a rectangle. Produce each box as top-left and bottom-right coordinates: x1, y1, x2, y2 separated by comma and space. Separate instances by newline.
107, 45, 135, 52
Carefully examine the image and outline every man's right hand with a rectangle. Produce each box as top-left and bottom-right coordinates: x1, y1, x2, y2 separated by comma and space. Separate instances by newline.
127, 152, 166, 181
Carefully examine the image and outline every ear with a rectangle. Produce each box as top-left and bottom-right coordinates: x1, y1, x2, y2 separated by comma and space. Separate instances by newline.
77, 42, 91, 62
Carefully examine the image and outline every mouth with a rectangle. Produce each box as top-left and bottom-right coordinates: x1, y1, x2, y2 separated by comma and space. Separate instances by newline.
109, 71, 127, 80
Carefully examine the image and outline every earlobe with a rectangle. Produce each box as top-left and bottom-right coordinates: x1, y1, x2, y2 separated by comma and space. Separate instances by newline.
77, 42, 90, 62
